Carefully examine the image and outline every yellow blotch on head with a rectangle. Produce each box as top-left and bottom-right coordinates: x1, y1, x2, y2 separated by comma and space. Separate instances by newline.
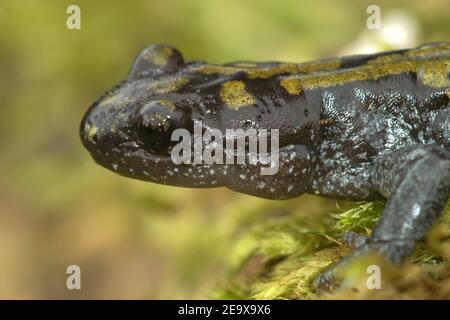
159, 99, 176, 110
445, 88, 450, 99
99, 93, 130, 107
192, 65, 238, 75
220, 81, 256, 109
148, 77, 189, 94
86, 125, 98, 143
144, 46, 174, 67
280, 78, 302, 95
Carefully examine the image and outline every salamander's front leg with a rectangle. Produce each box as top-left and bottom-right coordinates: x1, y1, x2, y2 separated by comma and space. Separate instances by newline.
314, 145, 450, 290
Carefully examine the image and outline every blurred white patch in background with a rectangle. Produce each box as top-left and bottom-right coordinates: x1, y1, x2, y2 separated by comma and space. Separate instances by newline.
382, 12, 419, 47
341, 10, 420, 55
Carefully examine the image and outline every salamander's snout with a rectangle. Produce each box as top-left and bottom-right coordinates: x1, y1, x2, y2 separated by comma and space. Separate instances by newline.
79, 103, 106, 158
79, 93, 126, 164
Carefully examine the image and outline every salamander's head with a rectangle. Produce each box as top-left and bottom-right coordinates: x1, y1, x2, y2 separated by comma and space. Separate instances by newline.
81, 44, 316, 194
80, 45, 228, 187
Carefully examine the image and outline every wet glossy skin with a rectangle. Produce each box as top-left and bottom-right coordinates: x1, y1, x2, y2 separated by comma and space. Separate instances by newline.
81, 43, 450, 289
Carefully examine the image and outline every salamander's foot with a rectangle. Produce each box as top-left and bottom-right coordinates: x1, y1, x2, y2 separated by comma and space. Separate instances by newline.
312, 232, 367, 291
342, 232, 367, 249
312, 231, 367, 290
312, 242, 370, 292
311, 238, 419, 291
312, 266, 338, 291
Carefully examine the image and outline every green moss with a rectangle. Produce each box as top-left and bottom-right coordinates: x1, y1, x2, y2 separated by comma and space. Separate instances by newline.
213, 200, 450, 300
333, 201, 384, 235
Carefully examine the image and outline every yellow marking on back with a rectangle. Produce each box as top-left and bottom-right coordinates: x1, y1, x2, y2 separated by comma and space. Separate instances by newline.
230, 62, 258, 68
144, 46, 173, 66
419, 59, 450, 87
362, 43, 450, 66
282, 57, 450, 89
193, 64, 298, 78
405, 42, 450, 58
220, 81, 256, 109
297, 58, 341, 73
147, 77, 189, 94
192, 58, 342, 80
246, 64, 300, 79
280, 78, 302, 95
367, 53, 406, 65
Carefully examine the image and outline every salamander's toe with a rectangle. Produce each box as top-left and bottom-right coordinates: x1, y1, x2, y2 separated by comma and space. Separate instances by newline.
312, 268, 339, 292
311, 242, 371, 292
342, 232, 367, 249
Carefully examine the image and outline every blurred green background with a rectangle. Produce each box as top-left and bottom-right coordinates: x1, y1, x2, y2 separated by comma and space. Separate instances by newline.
0, 0, 448, 299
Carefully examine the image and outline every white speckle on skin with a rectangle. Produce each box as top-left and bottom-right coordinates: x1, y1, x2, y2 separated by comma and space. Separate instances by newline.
411, 203, 421, 218
112, 164, 118, 171
256, 181, 266, 189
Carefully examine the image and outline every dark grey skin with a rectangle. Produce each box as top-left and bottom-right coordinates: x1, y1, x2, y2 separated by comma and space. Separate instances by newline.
80, 43, 450, 290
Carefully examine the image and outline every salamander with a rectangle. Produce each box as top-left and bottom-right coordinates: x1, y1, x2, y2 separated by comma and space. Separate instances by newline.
80, 43, 450, 290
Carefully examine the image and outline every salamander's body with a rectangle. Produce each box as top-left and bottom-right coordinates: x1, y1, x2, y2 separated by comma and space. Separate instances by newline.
81, 43, 450, 289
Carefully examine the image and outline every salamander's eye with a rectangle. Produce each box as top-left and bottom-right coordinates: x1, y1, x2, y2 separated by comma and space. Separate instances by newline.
136, 101, 180, 153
